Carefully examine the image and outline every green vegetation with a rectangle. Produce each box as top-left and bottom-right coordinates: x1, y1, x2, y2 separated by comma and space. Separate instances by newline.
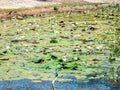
0, 4, 120, 81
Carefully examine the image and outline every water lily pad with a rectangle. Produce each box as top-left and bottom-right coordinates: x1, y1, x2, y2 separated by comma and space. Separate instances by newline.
31, 57, 45, 63
50, 39, 58, 43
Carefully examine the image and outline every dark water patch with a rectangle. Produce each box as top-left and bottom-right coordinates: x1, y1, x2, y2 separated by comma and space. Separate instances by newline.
0, 78, 120, 90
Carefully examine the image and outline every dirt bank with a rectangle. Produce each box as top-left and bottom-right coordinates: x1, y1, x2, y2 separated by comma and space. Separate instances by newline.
0, 0, 119, 19
0, 3, 118, 19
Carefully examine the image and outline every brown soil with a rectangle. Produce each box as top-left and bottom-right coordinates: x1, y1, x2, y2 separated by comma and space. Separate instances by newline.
0, 0, 119, 19
0, 3, 117, 19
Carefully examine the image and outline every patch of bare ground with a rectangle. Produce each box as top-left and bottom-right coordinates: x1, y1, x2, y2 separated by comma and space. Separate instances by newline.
0, 3, 118, 19
0, 0, 84, 9
0, 0, 59, 9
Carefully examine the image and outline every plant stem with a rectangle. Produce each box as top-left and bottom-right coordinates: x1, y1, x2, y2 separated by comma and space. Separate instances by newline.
52, 73, 58, 90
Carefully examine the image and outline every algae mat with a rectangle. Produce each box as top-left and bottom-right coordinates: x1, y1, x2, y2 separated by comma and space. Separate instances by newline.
0, 5, 120, 82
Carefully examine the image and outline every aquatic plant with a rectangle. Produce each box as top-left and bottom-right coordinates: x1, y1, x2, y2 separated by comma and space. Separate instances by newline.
110, 18, 120, 57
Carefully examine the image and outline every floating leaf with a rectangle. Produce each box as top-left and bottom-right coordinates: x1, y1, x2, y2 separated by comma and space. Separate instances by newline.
50, 39, 58, 43
31, 57, 44, 63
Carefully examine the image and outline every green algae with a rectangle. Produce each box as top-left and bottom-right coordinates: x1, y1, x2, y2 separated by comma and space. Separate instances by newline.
0, 5, 120, 81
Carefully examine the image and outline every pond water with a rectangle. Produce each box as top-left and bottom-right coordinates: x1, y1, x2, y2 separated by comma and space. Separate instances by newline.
0, 5, 120, 90
0, 77, 120, 90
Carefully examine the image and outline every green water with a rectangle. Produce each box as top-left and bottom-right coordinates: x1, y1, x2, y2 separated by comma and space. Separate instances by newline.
0, 6, 120, 81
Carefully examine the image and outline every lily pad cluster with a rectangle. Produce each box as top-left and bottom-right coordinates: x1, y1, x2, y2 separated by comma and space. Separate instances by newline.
0, 5, 120, 80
